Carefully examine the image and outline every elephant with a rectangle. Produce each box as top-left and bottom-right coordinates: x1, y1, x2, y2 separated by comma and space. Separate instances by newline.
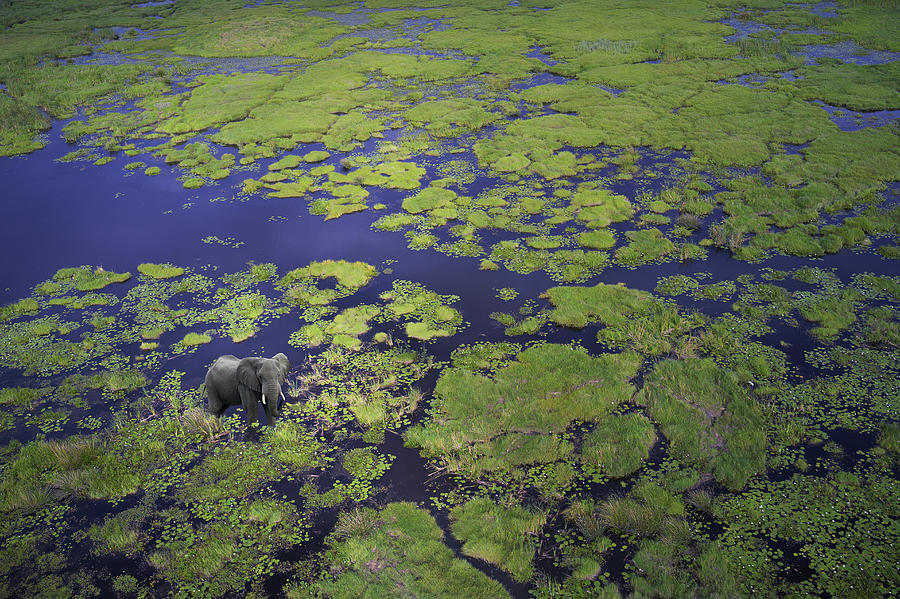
205, 353, 290, 426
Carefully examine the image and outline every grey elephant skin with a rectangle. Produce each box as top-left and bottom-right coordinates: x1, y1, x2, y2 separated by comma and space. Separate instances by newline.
205, 353, 290, 425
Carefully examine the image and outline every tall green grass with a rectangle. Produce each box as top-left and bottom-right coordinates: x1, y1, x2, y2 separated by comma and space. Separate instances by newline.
451, 498, 547, 583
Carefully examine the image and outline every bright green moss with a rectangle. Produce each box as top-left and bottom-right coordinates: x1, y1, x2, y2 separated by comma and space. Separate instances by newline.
572, 189, 633, 227
405, 98, 497, 135
330, 160, 426, 190
158, 72, 288, 134
303, 150, 330, 163
170, 10, 348, 58
526, 236, 563, 250
783, 61, 900, 111
268, 154, 303, 171
325, 305, 380, 338
372, 212, 417, 231
615, 228, 677, 266
279, 260, 377, 290
212, 101, 337, 147
494, 153, 531, 173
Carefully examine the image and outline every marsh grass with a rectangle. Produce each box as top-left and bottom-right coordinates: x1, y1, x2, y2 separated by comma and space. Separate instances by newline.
263, 420, 323, 470
0, 386, 48, 408
46, 437, 99, 470
878, 423, 899, 454
53, 266, 131, 291
137, 263, 185, 280
450, 497, 546, 583
180, 407, 223, 439
578, 38, 636, 54
598, 303, 704, 356
582, 413, 656, 477
286, 376, 305, 399
88, 517, 140, 554
685, 488, 714, 513
736, 37, 796, 59
543, 282, 653, 328
181, 332, 212, 346
600, 497, 663, 537
331, 506, 382, 540
0, 298, 40, 322
319, 502, 508, 598
1, 435, 140, 512
640, 358, 765, 490
405, 386, 424, 413
1, 2, 898, 595
564, 499, 605, 540
406, 344, 640, 483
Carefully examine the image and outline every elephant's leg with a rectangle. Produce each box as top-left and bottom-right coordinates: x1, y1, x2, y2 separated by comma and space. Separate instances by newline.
207, 386, 227, 418
238, 386, 259, 426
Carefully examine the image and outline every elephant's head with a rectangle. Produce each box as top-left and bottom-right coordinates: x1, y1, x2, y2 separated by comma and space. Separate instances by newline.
237, 353, 290, 420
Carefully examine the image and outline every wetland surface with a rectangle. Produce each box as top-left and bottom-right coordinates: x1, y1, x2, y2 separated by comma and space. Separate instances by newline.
0, 1, 898, 597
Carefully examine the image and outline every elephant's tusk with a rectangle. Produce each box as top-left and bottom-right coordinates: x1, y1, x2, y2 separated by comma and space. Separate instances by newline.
261, 393, 267, 405
280, 390, 286, 403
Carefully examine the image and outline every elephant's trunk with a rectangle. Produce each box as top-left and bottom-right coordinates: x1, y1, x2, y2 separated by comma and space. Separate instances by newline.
262, 382, 281, 407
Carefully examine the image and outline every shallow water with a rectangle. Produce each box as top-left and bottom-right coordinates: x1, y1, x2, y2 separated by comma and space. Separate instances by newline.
801, 40, 900, 65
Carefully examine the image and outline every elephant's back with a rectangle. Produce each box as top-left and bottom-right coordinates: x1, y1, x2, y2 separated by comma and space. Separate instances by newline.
212, 354, 240, 368
206, 355, 240, 385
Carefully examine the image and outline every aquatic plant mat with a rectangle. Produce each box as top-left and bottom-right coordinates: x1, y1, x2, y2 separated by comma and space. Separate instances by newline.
0, 0, 898, 597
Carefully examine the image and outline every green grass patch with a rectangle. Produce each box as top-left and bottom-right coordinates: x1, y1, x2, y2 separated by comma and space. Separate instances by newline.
137, 263, 185, 280
53, 266, 131, 291
451, 498, 546, 582
315, 503, 509, 598
639, 358, 766, 490
582, 413, 656, 477
542, 282, 654, 328
181, 332, 211, 346
405, 344, 640, 480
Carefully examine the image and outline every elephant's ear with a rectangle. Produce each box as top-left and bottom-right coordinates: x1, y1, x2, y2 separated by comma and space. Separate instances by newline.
237, 359, 261, 392
273, 353, 290, 377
